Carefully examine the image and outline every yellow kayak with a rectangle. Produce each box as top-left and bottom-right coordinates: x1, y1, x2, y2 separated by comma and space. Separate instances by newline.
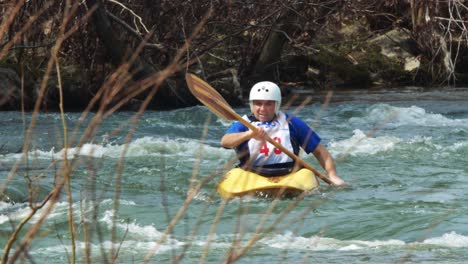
217, 168, 319, 199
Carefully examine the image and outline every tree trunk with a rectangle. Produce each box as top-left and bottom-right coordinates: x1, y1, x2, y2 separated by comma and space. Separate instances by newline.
252, 12, 295, 82
253, 29, 288, 81
409, 0, 454, 83
410, 0, 428, 32
87, 0, 153, 79
86, 0, 197, 110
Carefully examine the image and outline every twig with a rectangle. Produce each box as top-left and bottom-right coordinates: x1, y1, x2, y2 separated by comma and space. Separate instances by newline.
106, 0, 150, 33
105, 10, 164, 49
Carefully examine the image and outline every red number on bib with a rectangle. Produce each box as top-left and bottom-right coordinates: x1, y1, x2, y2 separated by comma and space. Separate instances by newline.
273, 137, 282, 154
259, 143, 270, 156
259, 137, 282, 157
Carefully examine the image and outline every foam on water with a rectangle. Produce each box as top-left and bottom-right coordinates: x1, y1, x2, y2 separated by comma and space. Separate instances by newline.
261, 230, 468, 251
0, 202, 12, 224
20, 228, 468, 261
329, 129, 401, 156
0, 199, 136, 225
349, 104, 468, 128
1, 136, 230, 162
20, 201, 185, 259
423, 231, 468, 248
328, 129, 467, 157
32, 240, 178, 257
4, 197, 467, 260
99, 209, 161, 239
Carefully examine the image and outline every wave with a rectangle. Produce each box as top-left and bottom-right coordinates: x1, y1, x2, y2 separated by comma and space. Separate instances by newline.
329, 129, 401, 156
24, 230, 468, 261
348, 104, 468, 129
262, 230, 468, 251
1, 136, 231, 161
0, 199, 118, 225
4, 198, 467, 261
1, 199, 183, 259
328, 129, 467, 157
96, 209, 468, 252
142, 106, 222, 128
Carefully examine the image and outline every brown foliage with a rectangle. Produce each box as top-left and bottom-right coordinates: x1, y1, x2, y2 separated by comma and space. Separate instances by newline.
1, 0, 467, 110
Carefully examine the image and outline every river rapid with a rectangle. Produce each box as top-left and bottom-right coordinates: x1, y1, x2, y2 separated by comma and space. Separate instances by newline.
1, 88, 467, 263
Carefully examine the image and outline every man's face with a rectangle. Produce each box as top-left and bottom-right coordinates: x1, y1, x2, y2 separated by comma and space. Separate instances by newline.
251, 100, 276, 122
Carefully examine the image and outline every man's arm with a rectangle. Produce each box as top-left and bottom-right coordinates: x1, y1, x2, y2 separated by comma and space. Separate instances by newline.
221, 131, 252, 148
312, 144, 345, 186
221, 129, 266, 149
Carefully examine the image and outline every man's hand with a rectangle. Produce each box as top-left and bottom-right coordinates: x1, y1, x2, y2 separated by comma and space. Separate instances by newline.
328, 172, 345, 186
252, 128, 267, 141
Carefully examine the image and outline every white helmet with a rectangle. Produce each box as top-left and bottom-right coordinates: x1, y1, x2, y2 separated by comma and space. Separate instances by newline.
249, 81, 282, 114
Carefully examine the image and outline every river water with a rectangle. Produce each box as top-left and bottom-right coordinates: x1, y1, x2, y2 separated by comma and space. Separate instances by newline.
1, 88, 467, 263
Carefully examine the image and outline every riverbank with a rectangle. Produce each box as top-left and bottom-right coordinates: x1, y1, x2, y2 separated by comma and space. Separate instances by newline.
2, 1, 468, 112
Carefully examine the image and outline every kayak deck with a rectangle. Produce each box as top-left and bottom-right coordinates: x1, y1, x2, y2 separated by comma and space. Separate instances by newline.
217, 168, 319, 199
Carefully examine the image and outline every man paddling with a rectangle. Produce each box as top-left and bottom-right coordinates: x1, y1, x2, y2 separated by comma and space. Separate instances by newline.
221, 81, 345, 186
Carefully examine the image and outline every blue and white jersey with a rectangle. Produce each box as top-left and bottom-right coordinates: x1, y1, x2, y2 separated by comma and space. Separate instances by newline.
244, 112, 294, 166
225, 111, 321, 168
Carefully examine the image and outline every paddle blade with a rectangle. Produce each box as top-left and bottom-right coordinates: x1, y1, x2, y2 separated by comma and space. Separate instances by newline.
185, 73, 240, 121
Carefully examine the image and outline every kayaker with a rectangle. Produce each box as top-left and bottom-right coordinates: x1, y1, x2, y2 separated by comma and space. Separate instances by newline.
220, 81, 345, 186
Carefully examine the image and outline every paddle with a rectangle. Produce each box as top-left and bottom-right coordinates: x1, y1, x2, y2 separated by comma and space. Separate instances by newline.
185, 73, 332, 185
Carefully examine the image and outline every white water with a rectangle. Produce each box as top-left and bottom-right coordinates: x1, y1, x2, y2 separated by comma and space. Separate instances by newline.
1, 91, 468, 263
